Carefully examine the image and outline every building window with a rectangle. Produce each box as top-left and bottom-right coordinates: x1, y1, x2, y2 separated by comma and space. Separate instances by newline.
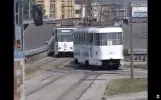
50, 0, 55, 3
75, 10, 80, 14
62, 14, 65, 19
49, 14, 55, 18
75, 0, 81, 4
50, 4, 55, 9
50, 10, 55, 13
62, 9, 65, 13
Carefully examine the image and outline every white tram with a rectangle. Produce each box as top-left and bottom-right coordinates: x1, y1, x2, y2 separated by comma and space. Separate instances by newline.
52, 28, 75, 57
73, 26, 124, 69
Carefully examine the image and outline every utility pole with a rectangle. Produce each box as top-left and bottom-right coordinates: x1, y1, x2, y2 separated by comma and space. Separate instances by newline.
86, 0, 91, 25
85, 0, 89, 26
115, 2, 117, 20
129, 1, 134, 79
110, 0, 111, 20
99, 0, 102, 25
124, 0, 126, 18
29, 0, 31, 19
61, 0, 63, 26
79, 0, 82, 24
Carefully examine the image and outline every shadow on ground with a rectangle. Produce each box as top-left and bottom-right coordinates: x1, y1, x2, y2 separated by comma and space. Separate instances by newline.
64, 61, 123, 71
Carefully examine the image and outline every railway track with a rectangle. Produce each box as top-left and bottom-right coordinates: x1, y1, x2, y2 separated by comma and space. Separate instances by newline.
25, 57, 73, 80
26, 58, 75, 96
56, 73, 100, 100
26, 72, 72, 96
25, 57, 147, 97
38, 58, 73, 71
38, 61, 147, 76
75, 75, 100, 100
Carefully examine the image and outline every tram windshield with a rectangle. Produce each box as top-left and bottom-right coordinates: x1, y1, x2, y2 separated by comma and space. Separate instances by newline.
57, 29, 73, 42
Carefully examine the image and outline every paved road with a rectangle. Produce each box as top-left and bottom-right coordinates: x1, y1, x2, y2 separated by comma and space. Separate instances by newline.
25, 57, 147, 100
24, 22, 56, 50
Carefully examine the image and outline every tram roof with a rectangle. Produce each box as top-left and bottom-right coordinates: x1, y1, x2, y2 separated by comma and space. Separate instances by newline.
74, 26, 123, 33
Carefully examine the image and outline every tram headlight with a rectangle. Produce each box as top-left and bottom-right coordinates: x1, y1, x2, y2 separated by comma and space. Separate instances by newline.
58, 47, 61, 50
70, 47, 73, 50
15, 40, 21, 48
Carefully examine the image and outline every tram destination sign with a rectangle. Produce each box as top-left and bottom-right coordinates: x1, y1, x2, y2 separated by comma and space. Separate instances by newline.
61, 30, 71, 32
132, 7, 147, 18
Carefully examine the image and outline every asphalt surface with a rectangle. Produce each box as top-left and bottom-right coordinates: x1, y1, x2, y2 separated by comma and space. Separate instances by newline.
25, 57, 147, 100
24, 22, 56, 50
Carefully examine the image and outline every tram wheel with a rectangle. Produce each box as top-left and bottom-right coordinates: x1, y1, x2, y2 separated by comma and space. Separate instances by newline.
113, 64, 120, 70
85, 60, 89, 67
74, 59, 79, 64
56, 53, 59, 58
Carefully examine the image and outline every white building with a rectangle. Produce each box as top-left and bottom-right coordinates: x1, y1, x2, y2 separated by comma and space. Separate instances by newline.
74, 4, 85, 18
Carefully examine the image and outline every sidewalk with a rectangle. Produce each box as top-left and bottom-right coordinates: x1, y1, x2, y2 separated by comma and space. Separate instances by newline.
104, 91, 147, 100
124, 61, 147, 66
24, 57, 54, 80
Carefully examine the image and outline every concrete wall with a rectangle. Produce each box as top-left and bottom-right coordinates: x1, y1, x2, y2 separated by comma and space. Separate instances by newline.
25, 51, 48, 63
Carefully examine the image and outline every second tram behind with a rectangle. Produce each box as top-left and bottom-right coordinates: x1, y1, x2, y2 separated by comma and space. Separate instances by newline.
73, 26, 124, 69
52, 28, 75, 57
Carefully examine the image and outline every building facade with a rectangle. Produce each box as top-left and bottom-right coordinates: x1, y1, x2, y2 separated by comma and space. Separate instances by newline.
35, 0, 75, 20
34, 0, 86, 20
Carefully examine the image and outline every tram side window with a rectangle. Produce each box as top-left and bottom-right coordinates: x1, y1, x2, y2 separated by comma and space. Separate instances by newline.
78, 33, 81, 45
74, 33, 76, 44
111, 33, 122, 45
78, 33, 80, 45
80, 33, 82, 45
86, 34, 88, 45
82, 33, 85, 45
76, 33, 78, 44
88, 34, 93, 46
94, 33, 100, 46
100, 33, 108, 45
118, 33, 123, 44
86, 34, 89, 45
77, 33, 79, 45
80, 34, 83, 45
76, 33, 79, 44
85, 33, 88, 45
111, 33, 117, 45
